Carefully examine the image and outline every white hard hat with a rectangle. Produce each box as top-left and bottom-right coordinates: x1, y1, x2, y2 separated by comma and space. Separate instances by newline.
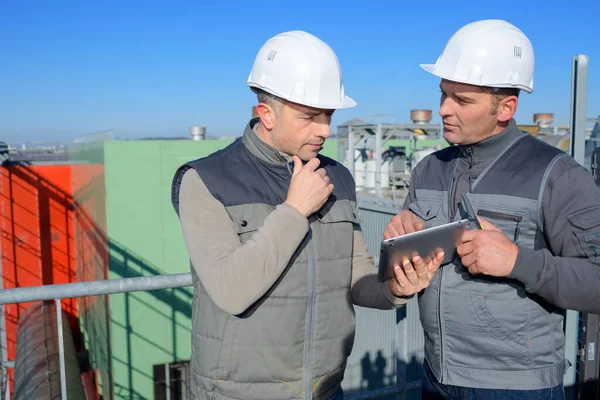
420, 20, 535, 93
247, 30, 357, 109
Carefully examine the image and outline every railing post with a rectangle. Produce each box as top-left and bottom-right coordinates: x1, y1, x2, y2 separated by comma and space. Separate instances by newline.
0, 304, 9, 400
396, 306, 408, 400
375, 123, 382, 197
0, 246, 9, 400
166, 363, 171, 400
348, 126, 355, 179
564, 54, 589, 398
55, 299, 67, 400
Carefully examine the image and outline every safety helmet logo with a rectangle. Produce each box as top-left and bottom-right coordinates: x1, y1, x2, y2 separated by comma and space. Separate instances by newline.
514, 46, 522, 59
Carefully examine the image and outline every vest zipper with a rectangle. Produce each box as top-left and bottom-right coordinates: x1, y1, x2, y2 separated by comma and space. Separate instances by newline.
285, 159, 315, 399
306, 232, 316, 399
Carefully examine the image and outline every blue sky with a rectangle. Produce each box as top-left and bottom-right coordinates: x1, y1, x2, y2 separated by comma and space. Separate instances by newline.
1, 0, 599, 141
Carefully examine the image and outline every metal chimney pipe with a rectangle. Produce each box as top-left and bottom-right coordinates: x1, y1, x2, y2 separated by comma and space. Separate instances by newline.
190, 126, 206, 141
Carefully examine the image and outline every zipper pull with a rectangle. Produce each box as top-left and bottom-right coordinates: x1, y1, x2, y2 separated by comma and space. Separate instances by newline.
466, 146, 474, 165
461, 193, 482, 230
468, 175, 476, 192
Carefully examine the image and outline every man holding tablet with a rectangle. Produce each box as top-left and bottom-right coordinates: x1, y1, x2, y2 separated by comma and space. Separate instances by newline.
385, 19, 600, 400
172, 30, 443, 400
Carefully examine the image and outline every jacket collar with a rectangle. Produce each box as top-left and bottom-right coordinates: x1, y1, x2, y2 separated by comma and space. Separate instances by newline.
458, 119, 526, 165
242, 118, 292, 165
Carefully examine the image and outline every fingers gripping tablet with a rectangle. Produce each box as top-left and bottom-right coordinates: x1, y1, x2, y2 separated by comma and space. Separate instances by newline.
378, 219, 470, 282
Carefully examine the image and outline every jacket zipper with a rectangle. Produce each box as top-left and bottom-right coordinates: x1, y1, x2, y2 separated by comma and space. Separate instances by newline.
306, 234, 316, 399
437, 178, 457, 383
441, 154, 464, 384
477, 209, 523, 241
286, 160, 315, 399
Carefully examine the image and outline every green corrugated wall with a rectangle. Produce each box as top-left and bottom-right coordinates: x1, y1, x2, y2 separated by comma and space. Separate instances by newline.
105, 139, 241, 399
100, 136, 376, 397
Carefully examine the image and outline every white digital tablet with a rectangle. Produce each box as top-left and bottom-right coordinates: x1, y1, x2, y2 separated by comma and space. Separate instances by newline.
377, 219, 470, 282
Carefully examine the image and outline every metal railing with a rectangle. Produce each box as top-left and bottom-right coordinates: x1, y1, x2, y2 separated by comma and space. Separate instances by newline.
0, 273, 193, 306
0, 273, 414, 400
0, 273, 193, 400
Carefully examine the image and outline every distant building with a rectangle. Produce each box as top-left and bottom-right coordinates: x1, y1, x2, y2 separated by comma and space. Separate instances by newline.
336, 118, 367, 137
5, 141, 69, 163
0, 142, 8, 165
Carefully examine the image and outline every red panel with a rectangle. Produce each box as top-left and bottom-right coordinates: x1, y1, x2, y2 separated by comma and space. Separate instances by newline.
0, 164, 107, 398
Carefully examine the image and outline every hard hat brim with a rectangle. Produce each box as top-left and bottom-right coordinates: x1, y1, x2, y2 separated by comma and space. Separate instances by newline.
286, 94, 357, 110
340, 96, 357, 109
248, 82, 357, 109
419, 63, 533, 93
420, 64, 437, 75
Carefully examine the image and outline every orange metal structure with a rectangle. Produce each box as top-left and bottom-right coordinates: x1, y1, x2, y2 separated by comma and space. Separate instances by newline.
0, 163, 107, 398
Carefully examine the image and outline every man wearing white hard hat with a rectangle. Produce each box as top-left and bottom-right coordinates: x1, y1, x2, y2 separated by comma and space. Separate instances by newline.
385, 19, 600, 399
171, 30, 443, 400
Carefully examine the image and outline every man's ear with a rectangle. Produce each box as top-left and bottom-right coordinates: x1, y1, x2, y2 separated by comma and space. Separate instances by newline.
256, 102, 277, 130
497, 95, 518, 123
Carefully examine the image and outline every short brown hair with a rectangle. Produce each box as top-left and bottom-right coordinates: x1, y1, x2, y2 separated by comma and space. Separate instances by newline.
483, 87, 520, 114
251, 88, 284, 116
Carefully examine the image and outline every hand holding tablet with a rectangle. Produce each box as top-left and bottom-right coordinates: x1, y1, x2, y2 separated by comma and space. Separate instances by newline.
378, 219, 470, 282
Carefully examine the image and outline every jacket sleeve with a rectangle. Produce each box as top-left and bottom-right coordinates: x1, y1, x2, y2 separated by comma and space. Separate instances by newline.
178, 168, 309, 315
351, 162, 422, 307
350, 227, 411, 309
508, 156, 600, 313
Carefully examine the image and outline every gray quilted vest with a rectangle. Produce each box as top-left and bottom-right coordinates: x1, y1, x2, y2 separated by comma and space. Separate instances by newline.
410, 132, 569, 390
172, 120, 359, 400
